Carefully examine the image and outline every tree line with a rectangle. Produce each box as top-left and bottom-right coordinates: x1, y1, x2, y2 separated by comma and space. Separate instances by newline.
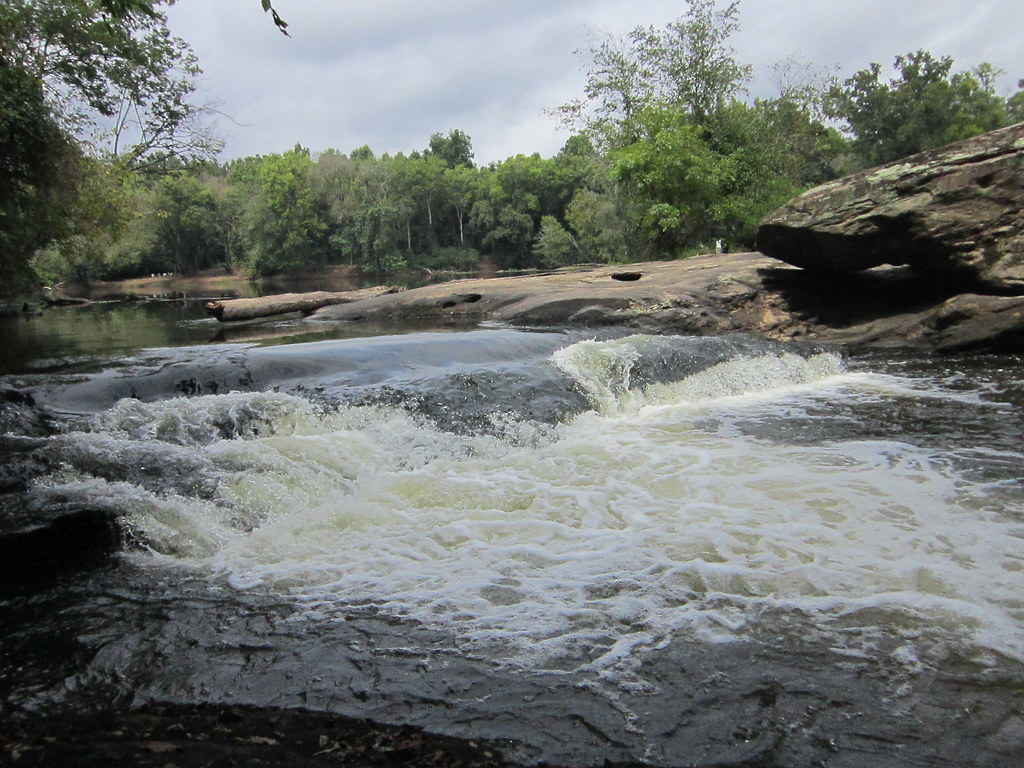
3, 0, 1022, 295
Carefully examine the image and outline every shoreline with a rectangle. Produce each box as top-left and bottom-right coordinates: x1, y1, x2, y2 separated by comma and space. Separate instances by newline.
305, 252, 1024, 354
1, 702, 517, 768
12, 250, 1024, 355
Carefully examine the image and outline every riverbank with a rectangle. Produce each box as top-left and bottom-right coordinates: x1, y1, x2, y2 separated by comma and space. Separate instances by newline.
304, 252, 1024, 353
67, 264, 367, 301
2, 702, 516, 768
18, 251, 1024, 354
35, 262, 489, 305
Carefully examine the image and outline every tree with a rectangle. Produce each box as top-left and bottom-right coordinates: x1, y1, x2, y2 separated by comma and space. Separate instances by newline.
612, 111, 724, 252
29, 157, 136, 284
828, 50, 1013, 166
612, 101, 800, 254
634, 0, 750, 124
751, 59, 851, 186
442, 165, 483, 247
0, 0, 217, 294
469, 153, 577, 268
234, 148, 329, 276
426, 130, 475, 169
1, 0, 219, 168
0, 60, 82, 292
148, 172, 225, 275
565, 189, 629, 264
534, 216, 579, 268
554, 29, 655, 148
555, 2, 856, 258
557, 0, 751, 148
1009, 79, 1024, 123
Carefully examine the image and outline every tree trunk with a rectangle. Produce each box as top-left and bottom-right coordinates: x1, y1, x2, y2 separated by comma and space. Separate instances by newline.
205, 286, 395, 322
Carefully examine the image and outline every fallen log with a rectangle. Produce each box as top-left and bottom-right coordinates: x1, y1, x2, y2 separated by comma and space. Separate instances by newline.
43, 295, 91, 307
205, 286, 399, 322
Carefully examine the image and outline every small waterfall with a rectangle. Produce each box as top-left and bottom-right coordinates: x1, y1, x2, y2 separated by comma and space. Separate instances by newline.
551, 334, 845, 416
14, 334, 1021, 670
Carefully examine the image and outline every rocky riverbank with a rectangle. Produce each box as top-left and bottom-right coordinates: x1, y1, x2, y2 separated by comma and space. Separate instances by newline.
302, 123, 1024, 354
1, 702, 520, 768
300, 252, 1023, 353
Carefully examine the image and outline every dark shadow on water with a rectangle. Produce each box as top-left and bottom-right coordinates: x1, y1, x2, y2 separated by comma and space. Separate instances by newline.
0, 299, 480, 377
3, 565, 1022, 767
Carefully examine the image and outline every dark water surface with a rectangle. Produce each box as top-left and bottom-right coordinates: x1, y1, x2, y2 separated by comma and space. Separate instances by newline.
0, 299, 453, 376
1, 302, 1023, 766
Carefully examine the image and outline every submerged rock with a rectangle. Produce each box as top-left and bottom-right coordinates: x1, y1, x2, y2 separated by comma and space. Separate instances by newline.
756, 122, 1024, 293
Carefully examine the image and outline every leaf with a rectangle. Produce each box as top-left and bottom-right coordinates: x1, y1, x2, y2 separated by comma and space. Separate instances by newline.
261, 1, 290, 35
270, 10, 290, 35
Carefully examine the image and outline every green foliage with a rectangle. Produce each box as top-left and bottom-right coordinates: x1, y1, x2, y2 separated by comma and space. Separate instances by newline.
611, 100, 804, 254
148, 173, 225, 275
0, 0, 215, 294
30, 158, 136, 284
1009, 80, 1024, 123
0, 60, 82, 294
480, 205, 536, 268
557, 0, 806, 258
233, 148, 329, 276
350, 145, 375, 162
828, 50, 1015, 166
565, 189, 629, 264
755, 96, 852, 185
443, 164, 485, 247
557, 0, 751, 149
426, 130, 475, 169
1, 0, 218, 168
417, 246, 481, 272
635, 0, 751, 124
534, 216, 580, 268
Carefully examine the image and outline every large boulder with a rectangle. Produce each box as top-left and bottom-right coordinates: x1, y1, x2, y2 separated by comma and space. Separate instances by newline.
756, 122, 1024, 293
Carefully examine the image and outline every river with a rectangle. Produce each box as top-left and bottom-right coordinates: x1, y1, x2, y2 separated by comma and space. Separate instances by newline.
1, 299, 1022, 766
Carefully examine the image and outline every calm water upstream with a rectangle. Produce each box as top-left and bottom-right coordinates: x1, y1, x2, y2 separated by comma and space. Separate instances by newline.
1, 301, 1022, 766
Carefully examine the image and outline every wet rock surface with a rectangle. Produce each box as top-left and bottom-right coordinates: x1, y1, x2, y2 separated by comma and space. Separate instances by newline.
4, 573, 1022, 768
1, 702, 516, 768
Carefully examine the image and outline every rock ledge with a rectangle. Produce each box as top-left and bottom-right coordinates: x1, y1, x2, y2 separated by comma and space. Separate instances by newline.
756, 122, 1024, 293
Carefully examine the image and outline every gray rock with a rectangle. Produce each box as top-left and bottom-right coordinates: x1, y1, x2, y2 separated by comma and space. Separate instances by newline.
312, 253, 782, 336
309, 253, 1024, 353
756, 122, 1024, 293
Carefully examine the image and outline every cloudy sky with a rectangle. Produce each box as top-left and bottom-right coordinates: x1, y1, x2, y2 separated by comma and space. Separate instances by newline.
166, 0, 1023, 165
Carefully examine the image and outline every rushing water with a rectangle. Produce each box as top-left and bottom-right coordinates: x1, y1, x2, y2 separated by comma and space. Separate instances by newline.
1, 302, 1023, 766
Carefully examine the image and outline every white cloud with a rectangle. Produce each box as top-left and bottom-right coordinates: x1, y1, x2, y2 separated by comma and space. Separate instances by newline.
168, 0, 1024, 164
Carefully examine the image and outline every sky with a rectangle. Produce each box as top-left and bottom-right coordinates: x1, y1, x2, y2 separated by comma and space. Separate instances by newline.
166, 0, 1024, 165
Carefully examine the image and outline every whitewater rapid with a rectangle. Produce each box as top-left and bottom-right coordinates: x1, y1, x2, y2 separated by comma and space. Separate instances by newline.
25, 334, 1023, 678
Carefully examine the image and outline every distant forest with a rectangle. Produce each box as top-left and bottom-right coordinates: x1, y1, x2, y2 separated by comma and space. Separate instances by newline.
3, 0, 1022, 294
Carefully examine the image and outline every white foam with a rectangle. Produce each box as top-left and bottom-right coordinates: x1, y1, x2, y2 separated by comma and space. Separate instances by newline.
551, 335, 848, 416
32, 348, 1024, 674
